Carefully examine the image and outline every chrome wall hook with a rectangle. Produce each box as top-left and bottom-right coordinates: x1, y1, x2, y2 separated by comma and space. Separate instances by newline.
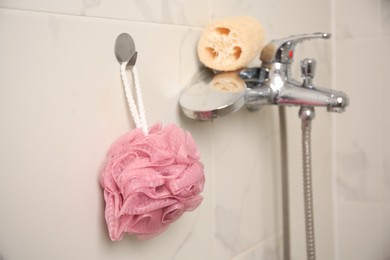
115, 33, 138, 67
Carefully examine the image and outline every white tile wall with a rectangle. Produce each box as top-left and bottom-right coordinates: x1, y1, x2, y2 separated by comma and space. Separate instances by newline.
335, 0, 390, 259
213, 108, 278, 259
335, 0, 382, 39
210, 0, 330, 35
0, 1, 336, 260
383, 37, 390, 204
336, 38, 384, 202
0, 0, 210, 26
338, 203, 386, 260
233, 236, 280, 260
382, 0, 390, 35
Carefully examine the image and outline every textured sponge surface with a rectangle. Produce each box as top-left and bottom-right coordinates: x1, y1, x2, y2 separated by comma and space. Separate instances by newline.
197, 16, 264, 71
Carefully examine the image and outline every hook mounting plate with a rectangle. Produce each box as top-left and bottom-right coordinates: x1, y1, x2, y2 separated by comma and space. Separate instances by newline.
115, 33, 137, 67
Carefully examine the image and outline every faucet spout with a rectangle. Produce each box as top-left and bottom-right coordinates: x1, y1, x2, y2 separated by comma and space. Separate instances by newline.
244, 79, 349, 113
275, 80, 349, 112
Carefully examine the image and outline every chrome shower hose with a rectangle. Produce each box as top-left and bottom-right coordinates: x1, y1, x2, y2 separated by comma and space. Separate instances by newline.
302, 118, 316, 260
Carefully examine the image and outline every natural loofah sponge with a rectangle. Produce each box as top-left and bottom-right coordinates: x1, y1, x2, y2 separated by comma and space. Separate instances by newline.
197, 16, 265, 71
210, 71, 246, 92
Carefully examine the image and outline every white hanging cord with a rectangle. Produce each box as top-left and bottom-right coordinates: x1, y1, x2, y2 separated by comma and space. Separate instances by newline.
119, 63, 149, 135
120, 63, 141, 129
131, 66, 148, 135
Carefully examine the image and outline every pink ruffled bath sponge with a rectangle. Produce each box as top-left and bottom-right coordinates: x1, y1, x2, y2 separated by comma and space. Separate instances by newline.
100, 123, 205, 240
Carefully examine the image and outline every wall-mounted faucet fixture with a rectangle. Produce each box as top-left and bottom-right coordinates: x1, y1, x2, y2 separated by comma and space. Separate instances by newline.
180, 32, 349, 260
180, 32, 349, 119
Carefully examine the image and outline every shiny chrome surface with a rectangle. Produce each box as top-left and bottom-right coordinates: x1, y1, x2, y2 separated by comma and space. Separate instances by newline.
301, 115, 316, 260
299, 59, 317, 260
245, 33, 349, 112
179, 32, 349, 120
301, 58, 316, 86
299, 106, 316, 120
260, 32, 330, 64
179, 68, 246, 120
115, 33, 138, 67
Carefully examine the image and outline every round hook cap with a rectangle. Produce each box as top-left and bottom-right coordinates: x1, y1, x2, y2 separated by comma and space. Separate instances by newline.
115, 33, 137, 66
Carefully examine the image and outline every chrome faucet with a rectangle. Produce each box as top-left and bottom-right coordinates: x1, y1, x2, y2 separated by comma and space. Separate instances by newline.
179, 32, 349, 120
180, 32, 350, 260
242, 32, 348, 113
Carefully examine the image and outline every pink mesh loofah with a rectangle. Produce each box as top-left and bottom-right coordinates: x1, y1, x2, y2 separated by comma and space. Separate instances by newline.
100, 123, 205, 240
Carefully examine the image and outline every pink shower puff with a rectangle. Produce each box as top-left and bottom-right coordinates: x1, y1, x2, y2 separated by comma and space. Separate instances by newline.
100, 123, 205, 240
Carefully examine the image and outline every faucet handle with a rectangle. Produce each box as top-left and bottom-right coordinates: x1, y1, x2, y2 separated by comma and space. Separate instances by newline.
301, 58, 316, 78
260, 32, 330, 64
301, 58, 316, 86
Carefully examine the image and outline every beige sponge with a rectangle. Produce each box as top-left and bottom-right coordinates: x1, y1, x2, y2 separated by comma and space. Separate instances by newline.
198, 16, 264, 71
210, 71, 245, 92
